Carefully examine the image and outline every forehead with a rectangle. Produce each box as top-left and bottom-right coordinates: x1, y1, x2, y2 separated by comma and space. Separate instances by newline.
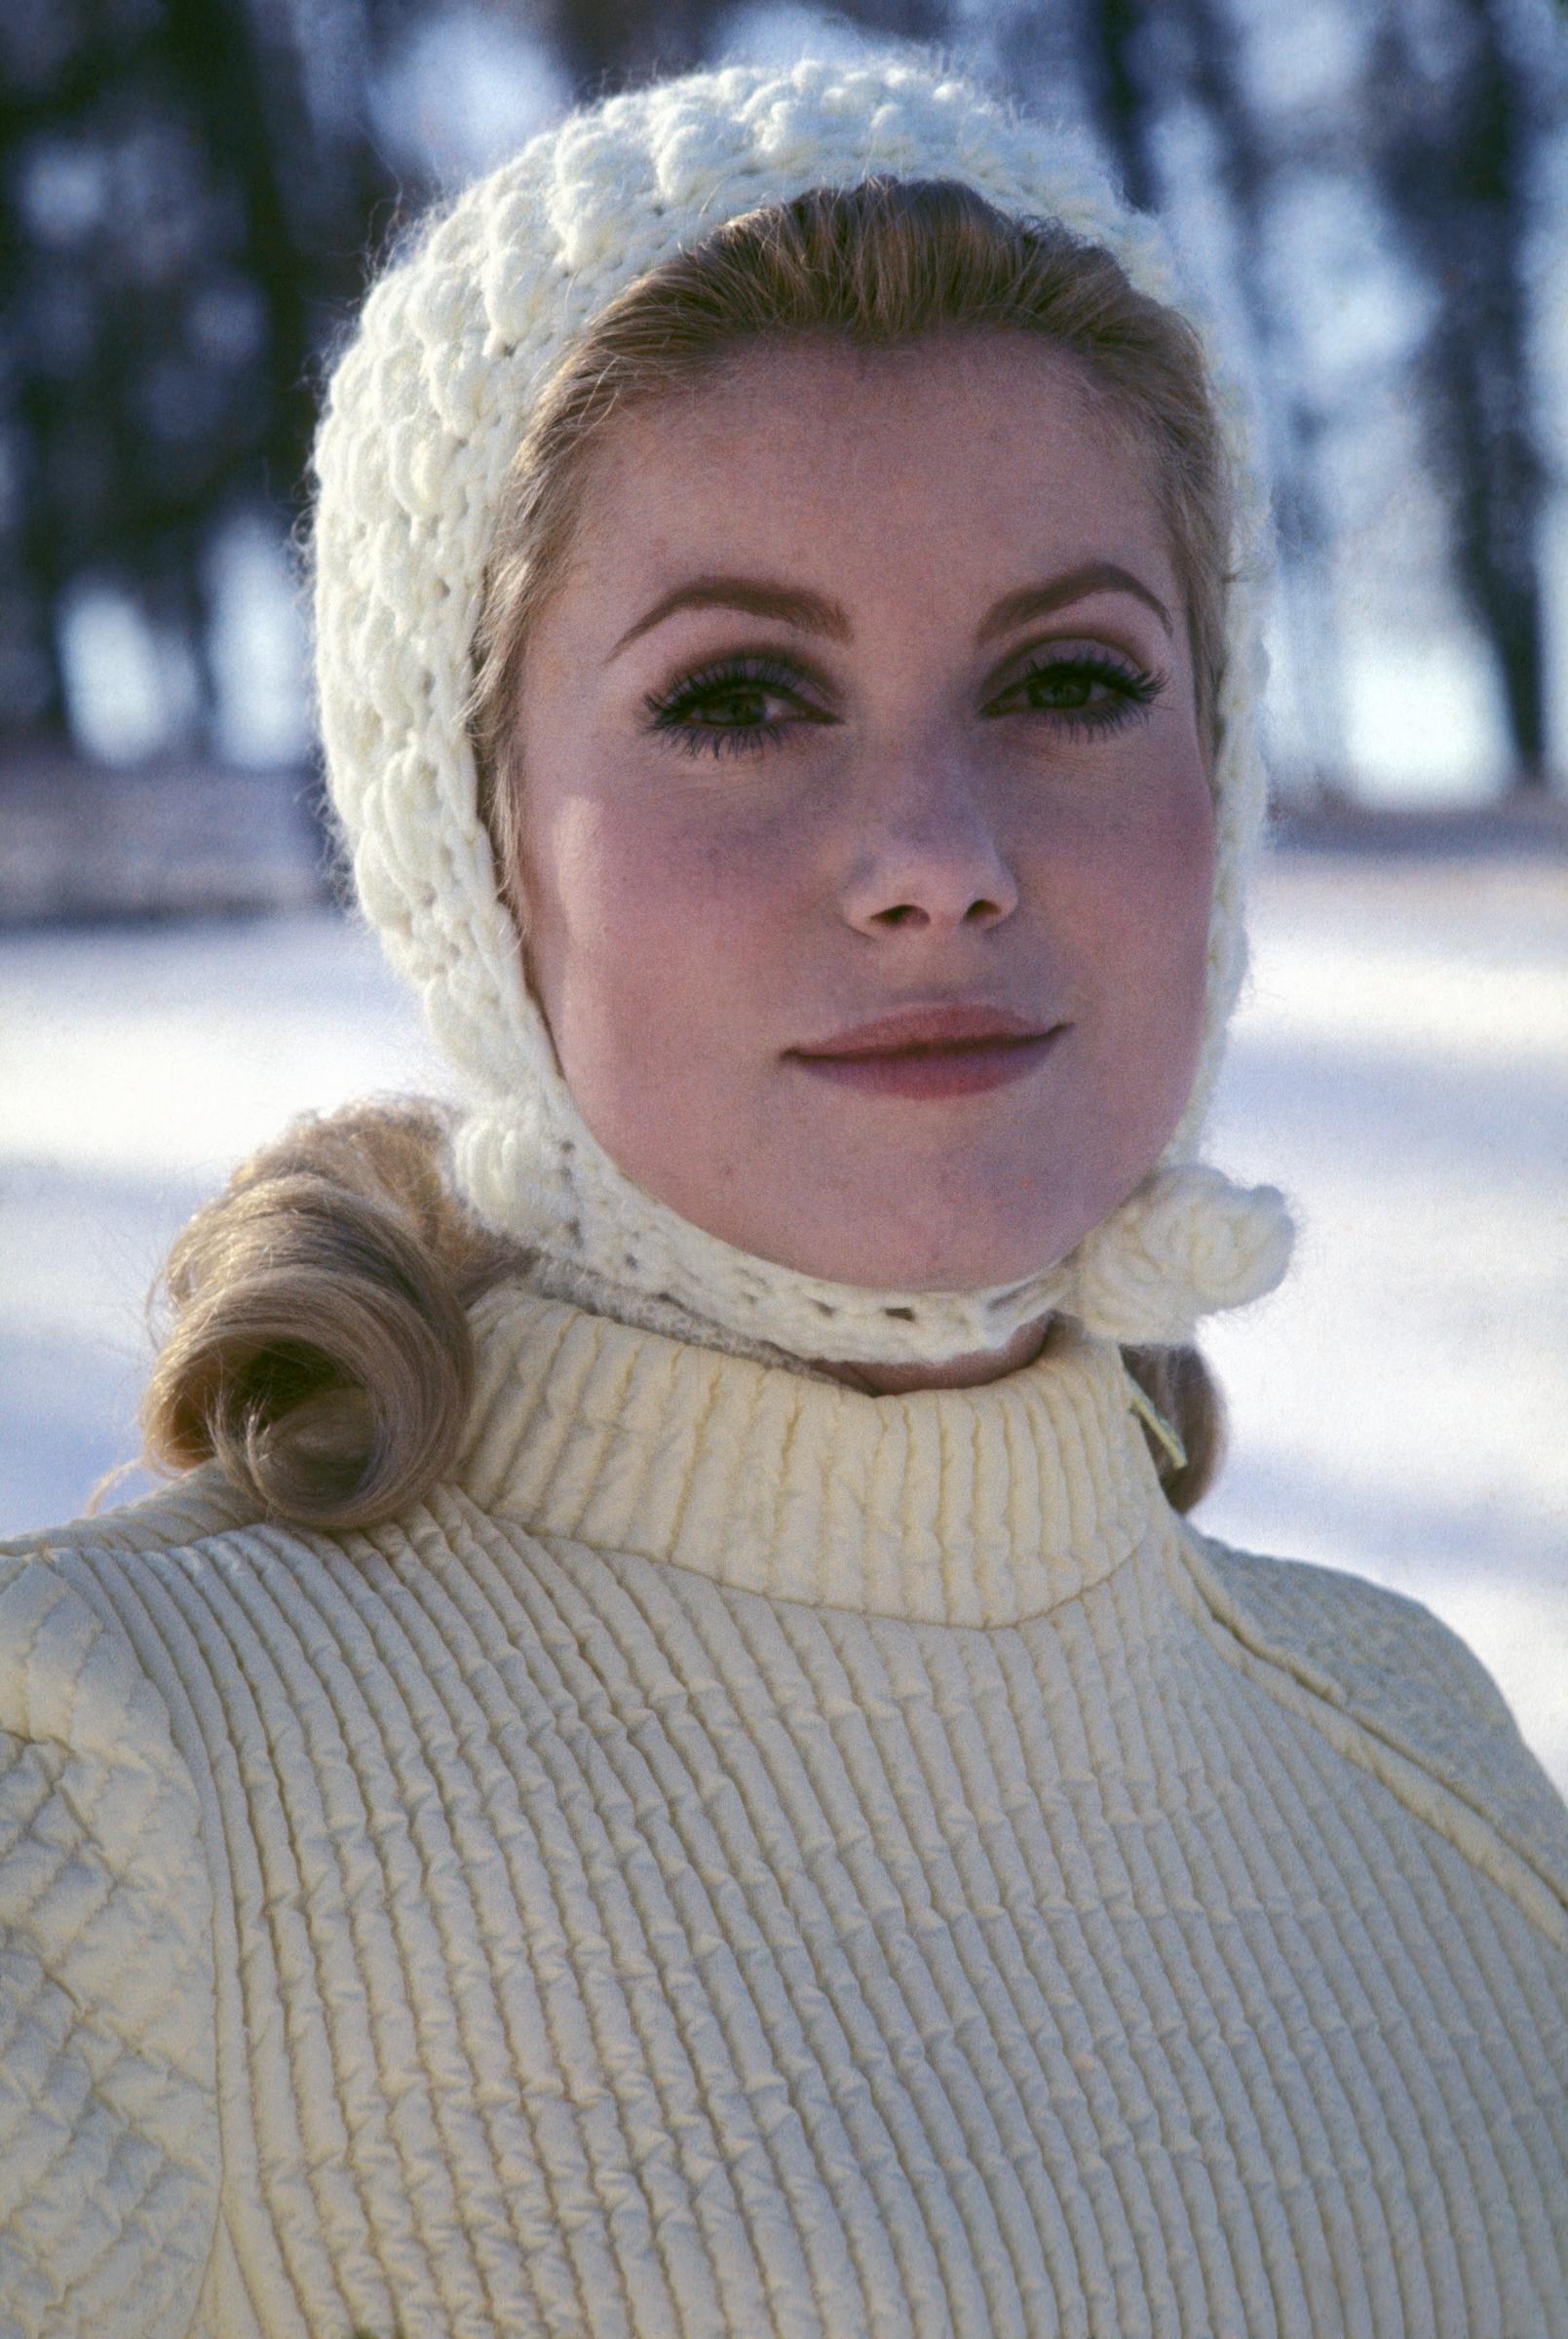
568, 328, 1169, 581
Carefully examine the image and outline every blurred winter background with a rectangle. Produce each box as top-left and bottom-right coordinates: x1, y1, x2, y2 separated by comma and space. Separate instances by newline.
1, 1, 1565, 1785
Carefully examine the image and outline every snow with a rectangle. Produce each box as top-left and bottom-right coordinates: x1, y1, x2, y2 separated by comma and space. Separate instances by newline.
3, 856, 1565, 1792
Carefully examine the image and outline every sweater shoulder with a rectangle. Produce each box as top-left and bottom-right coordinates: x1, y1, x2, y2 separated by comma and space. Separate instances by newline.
1179, 1522, 1568, 1929
0, 1461, 270, 1569
0, 1496, 223, 2333
0, 1471, 356, 1749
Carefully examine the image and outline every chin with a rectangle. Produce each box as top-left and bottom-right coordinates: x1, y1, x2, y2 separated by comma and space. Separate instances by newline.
650, 1131, 1136, 1291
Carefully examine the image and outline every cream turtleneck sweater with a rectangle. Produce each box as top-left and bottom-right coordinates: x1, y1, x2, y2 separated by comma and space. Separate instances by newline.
3, 1282, 1566, 2339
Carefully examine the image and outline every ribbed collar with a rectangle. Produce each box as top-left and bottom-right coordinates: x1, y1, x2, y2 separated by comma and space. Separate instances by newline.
453, 1282, 1181, 1630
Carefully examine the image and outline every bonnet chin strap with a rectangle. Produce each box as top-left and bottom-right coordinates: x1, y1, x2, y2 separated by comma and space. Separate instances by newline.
454, 1095, 1293, 1368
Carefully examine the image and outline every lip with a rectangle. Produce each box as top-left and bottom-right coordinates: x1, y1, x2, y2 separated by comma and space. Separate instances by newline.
791, 1002, 1052, 1055
785, 1005, 1066, 1100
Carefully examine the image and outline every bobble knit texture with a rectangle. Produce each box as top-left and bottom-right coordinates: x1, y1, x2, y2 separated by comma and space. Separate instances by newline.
4, 1285, 1567, 2336
309, 53, 1294, 1364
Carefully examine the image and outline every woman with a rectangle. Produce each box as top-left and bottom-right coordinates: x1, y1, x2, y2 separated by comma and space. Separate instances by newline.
4, 50, 1565, 2339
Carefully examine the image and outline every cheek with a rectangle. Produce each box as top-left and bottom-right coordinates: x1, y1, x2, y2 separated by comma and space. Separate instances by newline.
1060, 770, 1215, 1077
521, 784, 797, 1085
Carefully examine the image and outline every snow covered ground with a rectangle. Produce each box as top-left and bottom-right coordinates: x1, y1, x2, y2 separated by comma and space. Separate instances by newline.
3, 850, 1565, 1791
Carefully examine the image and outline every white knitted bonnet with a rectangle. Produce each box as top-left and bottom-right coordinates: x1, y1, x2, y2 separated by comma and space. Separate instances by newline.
309, 49, 1294, 1367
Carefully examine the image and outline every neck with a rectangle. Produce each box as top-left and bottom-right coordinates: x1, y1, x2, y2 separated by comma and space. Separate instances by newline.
810, 1312, 1055, 1395
523, 1249, 1057, 1395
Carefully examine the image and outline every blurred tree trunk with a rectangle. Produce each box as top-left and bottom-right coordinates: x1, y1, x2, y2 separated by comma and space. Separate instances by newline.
540, 0, 949, 93
0, 0, 403, 773
1371, 0, 1557, 788
1016, 0, 1350, 795
1060, 0, 1160, 214
1170, 0, 1351, 796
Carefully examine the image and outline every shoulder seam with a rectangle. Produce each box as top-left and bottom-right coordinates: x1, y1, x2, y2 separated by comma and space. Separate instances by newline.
1173, 1525, 1568, 1952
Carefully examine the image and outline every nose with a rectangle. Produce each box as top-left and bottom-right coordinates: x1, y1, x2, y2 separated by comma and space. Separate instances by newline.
835, 752, 1019, 937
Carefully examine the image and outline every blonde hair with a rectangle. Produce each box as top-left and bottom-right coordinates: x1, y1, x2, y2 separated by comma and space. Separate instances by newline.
143, 174, 1232, 1530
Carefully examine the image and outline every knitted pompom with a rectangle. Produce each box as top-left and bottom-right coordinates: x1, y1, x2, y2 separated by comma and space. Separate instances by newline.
1070, 1166, 1295, 1345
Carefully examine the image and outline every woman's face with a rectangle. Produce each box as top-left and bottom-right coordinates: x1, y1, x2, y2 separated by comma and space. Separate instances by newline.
508, 330, 1214, 1294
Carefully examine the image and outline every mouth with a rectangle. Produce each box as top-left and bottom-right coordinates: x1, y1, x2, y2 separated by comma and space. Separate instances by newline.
785, 1024, 1066, 1100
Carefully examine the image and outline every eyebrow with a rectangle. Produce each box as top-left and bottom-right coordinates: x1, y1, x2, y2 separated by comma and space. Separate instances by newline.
605, 558, 1173, 661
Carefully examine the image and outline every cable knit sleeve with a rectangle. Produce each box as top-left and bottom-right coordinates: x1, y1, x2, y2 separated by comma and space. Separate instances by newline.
0, 1552, 219, 2339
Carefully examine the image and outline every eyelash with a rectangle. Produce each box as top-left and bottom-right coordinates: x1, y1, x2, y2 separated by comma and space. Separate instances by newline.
641, 647, 1168, 759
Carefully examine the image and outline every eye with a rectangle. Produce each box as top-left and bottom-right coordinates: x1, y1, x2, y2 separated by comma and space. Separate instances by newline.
642, 653, 824, 759
642, 643, 1168, 759
992, 648, 1167, 740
